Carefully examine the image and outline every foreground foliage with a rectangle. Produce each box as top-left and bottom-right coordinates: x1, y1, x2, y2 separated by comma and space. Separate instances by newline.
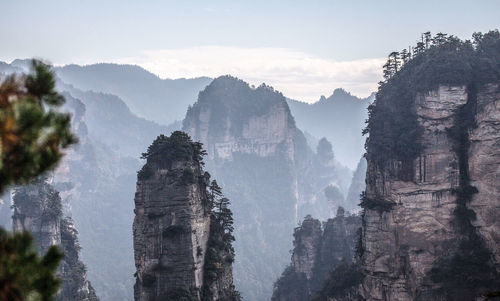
0, 61, 75, 300
0, 60, 76, 194
0, 228, 63, 301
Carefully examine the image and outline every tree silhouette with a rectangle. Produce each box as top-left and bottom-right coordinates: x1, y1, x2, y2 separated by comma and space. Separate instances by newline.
423, 31, 432, 48
208, 180, 222, 210
400, 48, 410, 63
383, 52, 401, 79
433, 32, 448, 45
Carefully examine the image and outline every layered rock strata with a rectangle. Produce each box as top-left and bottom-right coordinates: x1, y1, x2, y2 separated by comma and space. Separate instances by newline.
360, 85, 500, 300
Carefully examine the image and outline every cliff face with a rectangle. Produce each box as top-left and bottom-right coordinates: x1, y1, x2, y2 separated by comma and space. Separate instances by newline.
343, 32, 500, 301
272, 209, 361, 301
183, 76, 342, 300
182, 76, 298, 163
12, 178, 99, 301
360, 84, 500, 300
12, 178, 62, 253
133, 131, 237, 301
468, 84, 500, 266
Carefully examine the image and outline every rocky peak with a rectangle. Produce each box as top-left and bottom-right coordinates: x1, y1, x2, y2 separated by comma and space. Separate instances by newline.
316, 138, 335, 164
12, 177, 98, 301
331, 88, 351, 99
292, 216, 322, 280
133, 131, 238, 301
272, 211, 361, 301
183, 75, 296, 161
12, 177, 62, 253
183, 76, 343, 300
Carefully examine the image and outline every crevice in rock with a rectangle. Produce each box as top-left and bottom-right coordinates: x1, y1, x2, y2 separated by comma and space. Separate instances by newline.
429, 83, 500, 300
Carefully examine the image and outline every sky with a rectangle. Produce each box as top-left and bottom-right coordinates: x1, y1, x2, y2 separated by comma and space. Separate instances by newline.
1, 0, 499, 102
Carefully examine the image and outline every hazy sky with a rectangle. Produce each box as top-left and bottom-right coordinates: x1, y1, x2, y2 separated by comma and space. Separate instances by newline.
1, 0, 499, 102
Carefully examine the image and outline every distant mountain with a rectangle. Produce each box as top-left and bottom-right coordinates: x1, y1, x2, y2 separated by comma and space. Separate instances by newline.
183, 76, 351, 301
9, 58, 32, 71
0, 61, 23, 75
55, 63, 212, 125
56, 82, 178, 159
287, 88, 374, 169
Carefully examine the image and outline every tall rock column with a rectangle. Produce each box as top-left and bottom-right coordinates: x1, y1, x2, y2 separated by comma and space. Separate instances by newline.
133, 131, 238, 301
272, 209, 361, 301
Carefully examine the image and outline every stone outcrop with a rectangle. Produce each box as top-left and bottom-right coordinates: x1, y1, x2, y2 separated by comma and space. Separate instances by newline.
183, 76, 342, 300
12, 177, 99, 301
133, 131, 237, 301
359, 84, 500, 300
272, 209, 361, 301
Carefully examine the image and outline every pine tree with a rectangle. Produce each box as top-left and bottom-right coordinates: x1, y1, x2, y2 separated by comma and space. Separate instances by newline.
383, 52, 402, 80
0, 60, 76, 194
433, 32, 448, 45
0, 228, 63, 301
414, 41, 425, 55
208, 180, 222, 210
400, 49, 410, 63
423, 31, 432, 48
0, 60, 75, 300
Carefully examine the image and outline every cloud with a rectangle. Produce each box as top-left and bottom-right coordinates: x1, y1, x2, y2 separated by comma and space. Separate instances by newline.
115, 46, 385, 103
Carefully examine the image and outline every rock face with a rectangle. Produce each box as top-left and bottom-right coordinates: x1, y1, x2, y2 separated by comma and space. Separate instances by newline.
360, 84, 500, 300
133, 131, 237, 301
12, 178, 99, 301
272, 209, 361, 301
183, 76, 345, 300
468, 84, 500, 266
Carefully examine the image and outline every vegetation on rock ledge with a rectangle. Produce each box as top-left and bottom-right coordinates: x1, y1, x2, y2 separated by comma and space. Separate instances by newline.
364, 30, 500, 181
